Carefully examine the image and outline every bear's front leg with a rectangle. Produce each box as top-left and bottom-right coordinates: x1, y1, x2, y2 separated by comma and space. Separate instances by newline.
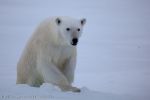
63, 55, 76, 84
37, 55, 80, 92
63, 53, 81, 92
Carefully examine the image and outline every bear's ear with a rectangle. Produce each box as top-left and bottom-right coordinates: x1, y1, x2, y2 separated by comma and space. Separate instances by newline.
80, 18, 86, 26
56, 18, 61, 25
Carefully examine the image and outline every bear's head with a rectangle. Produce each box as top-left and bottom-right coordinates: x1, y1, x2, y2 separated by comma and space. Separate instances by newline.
55, 17, 86, 46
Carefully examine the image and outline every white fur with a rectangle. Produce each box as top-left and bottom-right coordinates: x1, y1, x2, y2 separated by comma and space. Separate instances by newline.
17, 16, 86, 92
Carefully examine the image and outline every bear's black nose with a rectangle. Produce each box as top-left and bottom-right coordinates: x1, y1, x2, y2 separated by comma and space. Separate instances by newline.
71, 38, 78, 46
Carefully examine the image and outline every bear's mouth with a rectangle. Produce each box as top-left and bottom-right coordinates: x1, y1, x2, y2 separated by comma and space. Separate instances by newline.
71, 38, 78, 46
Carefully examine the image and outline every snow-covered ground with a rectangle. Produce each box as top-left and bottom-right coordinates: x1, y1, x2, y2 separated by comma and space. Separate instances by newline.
0, 0, 150, 100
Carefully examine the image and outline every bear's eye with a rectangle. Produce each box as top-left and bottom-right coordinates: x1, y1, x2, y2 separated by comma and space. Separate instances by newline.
77, 28, 80, 32
66, 28, 70, 31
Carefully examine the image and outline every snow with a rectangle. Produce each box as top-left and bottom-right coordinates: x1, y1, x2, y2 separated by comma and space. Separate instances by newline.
0, 83, 140, 100
0, 0, 150, 100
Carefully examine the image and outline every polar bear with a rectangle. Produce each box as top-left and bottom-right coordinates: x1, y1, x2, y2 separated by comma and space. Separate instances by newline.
16, 16, 86, 92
